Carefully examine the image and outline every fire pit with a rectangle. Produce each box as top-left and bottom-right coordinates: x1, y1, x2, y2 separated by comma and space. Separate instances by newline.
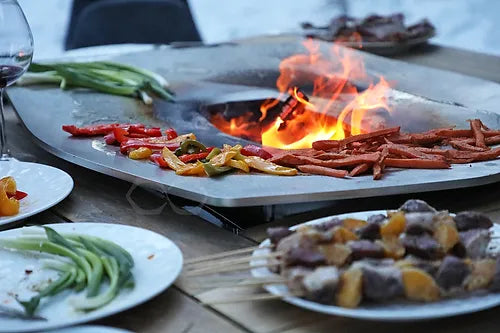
7, 36, 500, 207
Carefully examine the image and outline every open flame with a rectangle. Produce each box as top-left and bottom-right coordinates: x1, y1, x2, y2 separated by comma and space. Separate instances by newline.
210, 39, 392, 149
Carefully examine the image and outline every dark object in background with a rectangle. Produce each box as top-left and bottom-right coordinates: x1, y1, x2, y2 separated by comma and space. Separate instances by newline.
65, 0, 201, 50
302, 13, 435, 44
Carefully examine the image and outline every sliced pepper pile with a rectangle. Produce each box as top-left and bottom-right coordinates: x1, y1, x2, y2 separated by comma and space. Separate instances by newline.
62, 123, 298, 177
0, 177, 28, 216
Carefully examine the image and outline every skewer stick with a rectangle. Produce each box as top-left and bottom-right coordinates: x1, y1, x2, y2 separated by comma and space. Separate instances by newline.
183, 262, 277, 277
186, 277, 287, 289
203, 293, 300, 305
185, 252, 282, 270
184, 246, 269, 265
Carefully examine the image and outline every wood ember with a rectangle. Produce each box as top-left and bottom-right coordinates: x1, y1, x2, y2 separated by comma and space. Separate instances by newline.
270, 119, 500, 180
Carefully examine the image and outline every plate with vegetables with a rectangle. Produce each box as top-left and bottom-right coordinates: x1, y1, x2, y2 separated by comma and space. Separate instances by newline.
0, 159, 74, 226
0, 222, 183, 332
251, 200, 500, 321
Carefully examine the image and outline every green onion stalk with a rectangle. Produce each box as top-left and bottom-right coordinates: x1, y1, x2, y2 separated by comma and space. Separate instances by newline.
0, 227, 134, 317
16, 61, 175, 105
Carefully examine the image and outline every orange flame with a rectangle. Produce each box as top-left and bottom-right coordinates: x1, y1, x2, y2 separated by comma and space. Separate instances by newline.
211, 39, 392, 149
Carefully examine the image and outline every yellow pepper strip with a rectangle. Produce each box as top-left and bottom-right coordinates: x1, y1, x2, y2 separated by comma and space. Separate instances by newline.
0, 187, 19, 216
226, 159, 250, 173
176, 161, 206, 176
128, 147, 153, 160
0, 176, 17, 195
243, 156, 298, 176
210, 150, 237, 167
146, 133, 196, 144
161, 147, 186, 171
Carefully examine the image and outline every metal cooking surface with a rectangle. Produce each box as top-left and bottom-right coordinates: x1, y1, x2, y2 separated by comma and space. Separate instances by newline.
7, 36, 500, 207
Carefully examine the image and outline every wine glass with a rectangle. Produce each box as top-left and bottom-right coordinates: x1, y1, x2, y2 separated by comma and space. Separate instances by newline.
0, 0, 34, 160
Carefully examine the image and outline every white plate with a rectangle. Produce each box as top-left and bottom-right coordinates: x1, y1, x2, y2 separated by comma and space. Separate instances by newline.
0, 223, 183, 332
251, 210, 500, 321
0, 159, 74, 226
46, 325, 133, 333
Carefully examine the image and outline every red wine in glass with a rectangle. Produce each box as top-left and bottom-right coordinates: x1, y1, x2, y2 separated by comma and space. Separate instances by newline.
0, 0, 34, 160
0, 65, 25, 88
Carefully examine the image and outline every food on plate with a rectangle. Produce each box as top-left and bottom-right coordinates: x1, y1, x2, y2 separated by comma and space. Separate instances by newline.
62, 123, 297, 177
0, 226, 134, 317
271, 119, 500, 179
265, 199, 500, 308
62, 118, 499, 179
302, 13, 435, 44
17, 61, 174, 105
0, 176, 28, 216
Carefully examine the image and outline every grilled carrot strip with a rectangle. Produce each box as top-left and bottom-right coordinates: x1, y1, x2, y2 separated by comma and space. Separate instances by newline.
322, 152, 380, 168
447, 147, 500, 162
384, 158, 450, 169
380, 143, 445, 160
349, 163, 371, 177
373, 146, 389, 180
449, 140, 488, 152
312, 127, 400, 151
469, 119, 488, 149
314, 152, 349, 160
298, 165, 348, 178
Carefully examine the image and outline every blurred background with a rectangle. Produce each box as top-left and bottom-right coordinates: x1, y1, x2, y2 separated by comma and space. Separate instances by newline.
18, 0, 500, 60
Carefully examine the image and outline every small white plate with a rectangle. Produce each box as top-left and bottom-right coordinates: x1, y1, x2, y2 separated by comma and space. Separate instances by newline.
251, 210, 500, 321
0, 159, 74, 226
46, 325, 133, 333
0, 223, 183, 332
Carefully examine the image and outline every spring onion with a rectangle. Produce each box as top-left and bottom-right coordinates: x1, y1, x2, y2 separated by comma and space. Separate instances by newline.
0, 227, 134, 317
16, 61, 175, 105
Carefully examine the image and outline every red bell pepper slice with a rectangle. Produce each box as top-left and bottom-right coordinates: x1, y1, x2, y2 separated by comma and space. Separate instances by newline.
62, 123, 147, 136
240, 145, 273, 160
149, 153, 170, 168
7, 191, 28, 200
179, 151, 210, 163
104, 132, 117, 145
113, 128, 130, 143
127, 133, 150, 138
129, 125, 162, 137
165, 128, 178, 140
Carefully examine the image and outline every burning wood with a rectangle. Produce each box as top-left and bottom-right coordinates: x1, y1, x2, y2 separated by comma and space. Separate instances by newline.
277, 88, 309, 132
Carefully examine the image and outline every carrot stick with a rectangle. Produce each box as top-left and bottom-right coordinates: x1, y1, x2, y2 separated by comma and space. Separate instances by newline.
447, 147, 500, 162
312, 127, 400, 151
373, 146, 389, 180
384, 158, 450, 169
349, 163, 371, 176
469, 119, 487, 149
449, 140, 488, 152
298, 165, 348, 178
315, 152, 349, 160
321, 152, 380, 168
380, 143, 445, 160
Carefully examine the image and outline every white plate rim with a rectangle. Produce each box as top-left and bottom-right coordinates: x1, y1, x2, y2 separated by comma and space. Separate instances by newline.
0, 160, 74, 226
0, 222, 183, 332
251, 209, 500, 321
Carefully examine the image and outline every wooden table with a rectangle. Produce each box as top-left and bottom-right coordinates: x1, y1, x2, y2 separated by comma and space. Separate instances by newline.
3, 43, 500, 333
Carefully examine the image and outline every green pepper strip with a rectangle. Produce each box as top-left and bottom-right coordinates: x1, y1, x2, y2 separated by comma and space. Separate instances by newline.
203, 163, 233, 177
206, 147, 221, 161
176, 140, 207, 156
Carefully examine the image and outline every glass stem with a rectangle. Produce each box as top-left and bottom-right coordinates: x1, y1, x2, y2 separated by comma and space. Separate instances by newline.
0, 88, 10, 160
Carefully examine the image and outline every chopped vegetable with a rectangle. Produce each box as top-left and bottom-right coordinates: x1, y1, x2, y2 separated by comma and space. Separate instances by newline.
161, 147, 186, 171
128, 147, 153, 160
241, 156, 298, 176
20, 61, 175, 105
240, 145, 273, 159
203, 163, 233, 177
0, 227, 134, 316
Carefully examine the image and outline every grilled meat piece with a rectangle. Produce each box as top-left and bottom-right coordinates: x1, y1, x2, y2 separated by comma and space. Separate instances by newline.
400, 199, 437, 213
302, 266, 340, 303
489, 258, 500, 291
450, 242, 467, 258
348, 240, 385, 260
359, 263, 404, 301
284, 247, 327, 268
435, 256, 470, 291
356, 222, 381, 240
268, 227, 294, 245
404, 212, 435, 235
454, 212, 493, 231
367, 214, 386, 224
284, 267, 313, 295
313, 217, 343, 232
459, 229, 491, 259
401, 234, 444, 260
